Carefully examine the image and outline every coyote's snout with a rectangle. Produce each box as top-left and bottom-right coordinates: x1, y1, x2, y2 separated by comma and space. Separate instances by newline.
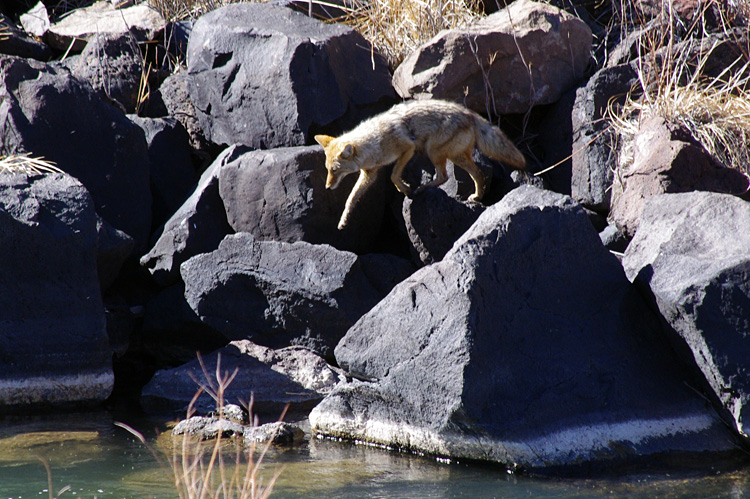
315, 99, 526, 230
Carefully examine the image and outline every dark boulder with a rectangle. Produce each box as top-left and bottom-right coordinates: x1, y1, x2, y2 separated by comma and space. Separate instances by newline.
0, 173, 113, 410
571, 64, 638, 213
0, 55, 152, 250
129, 115, 198, 229
145, 69, 211, 153
180, 232, 413, 358
402, 187, 484, 266
310, 185, 736, 471
70, 33, 143, 113
218, 145, 387, 253
140, 146, 234, 286
186, 2, 394, 149
622, 191, 750, 442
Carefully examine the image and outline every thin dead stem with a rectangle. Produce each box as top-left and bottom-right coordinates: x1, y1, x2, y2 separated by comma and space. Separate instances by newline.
117, 353, 279, 499
35, 456, 71, 499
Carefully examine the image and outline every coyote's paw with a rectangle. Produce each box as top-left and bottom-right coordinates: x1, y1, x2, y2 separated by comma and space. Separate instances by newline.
337, 214, 350, 230
393, 182, 412, 198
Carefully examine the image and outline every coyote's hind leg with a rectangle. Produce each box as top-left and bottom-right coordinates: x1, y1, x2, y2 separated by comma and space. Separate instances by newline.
416, 151, 449, 195
451, 151, 485, 201
390, 143, 416, 196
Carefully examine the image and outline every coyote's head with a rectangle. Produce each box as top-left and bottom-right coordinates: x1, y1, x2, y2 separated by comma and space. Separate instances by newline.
314, 135, 359, 190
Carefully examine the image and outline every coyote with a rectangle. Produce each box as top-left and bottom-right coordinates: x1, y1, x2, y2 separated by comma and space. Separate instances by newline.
315, 99, 526, 230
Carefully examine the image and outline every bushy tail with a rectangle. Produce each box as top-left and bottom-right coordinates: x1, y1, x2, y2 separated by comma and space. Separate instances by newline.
474, 116, 526, 170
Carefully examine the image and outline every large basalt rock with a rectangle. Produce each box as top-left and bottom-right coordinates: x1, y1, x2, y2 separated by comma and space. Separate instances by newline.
145, 70, 210, 152
218, 145, 386, 253
392, 0, 592, 115
571, 64, 638, 213
310, 185, 736, 472
622, 192, 750, 441
180, 232, 413, 358
141, 340, 343, 416
610, 116, 749, 237
129, 115, 198, 229
140, 146, 234, 286
0, 173, 113, 410
0, 55, 152, 250
402, 188, 484, 266
70, 33, 142, 113
186, 3, 395, 149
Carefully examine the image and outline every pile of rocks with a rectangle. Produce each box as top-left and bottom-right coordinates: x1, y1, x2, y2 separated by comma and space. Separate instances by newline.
1, 0, 749, 473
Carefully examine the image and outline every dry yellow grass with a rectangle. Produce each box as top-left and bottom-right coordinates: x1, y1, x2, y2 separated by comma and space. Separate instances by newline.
0, 155, 63, 175
339, 0, 483, 68
149, 0, 247, 22
608, 0, 750, 175
117, 354, 280, 499
147, 0, 483, 68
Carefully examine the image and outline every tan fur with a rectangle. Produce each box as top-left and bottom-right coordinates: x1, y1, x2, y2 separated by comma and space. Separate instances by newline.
315, 99, 526, 230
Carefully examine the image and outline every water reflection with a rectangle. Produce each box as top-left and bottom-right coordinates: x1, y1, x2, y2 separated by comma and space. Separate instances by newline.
0, 411, 748, 499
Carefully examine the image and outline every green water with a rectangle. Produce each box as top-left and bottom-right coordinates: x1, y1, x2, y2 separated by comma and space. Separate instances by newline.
0, 411, 749, 499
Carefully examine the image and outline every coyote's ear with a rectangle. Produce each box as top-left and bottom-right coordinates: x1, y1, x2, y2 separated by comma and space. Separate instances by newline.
342, 143, 355, 158
314, 135, 334, 147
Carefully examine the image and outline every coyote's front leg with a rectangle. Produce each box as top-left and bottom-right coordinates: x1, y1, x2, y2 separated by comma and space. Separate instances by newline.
338, 169, 375, 230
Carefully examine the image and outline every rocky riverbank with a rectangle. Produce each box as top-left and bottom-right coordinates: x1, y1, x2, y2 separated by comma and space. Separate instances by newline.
1, 0, 749, 474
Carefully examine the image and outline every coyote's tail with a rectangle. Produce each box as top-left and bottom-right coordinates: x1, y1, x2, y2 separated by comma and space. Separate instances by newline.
474, 116, 526, 170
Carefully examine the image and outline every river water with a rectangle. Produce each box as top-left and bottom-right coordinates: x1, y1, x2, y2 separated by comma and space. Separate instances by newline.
1, 410, 749, 498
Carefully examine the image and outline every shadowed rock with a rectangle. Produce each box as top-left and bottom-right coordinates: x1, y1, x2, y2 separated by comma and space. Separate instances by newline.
180, 232, 413, 358
141, 340, 343, 417
0, 55, 152, 250
311, 185, 737, 472
0, 173, 113, 410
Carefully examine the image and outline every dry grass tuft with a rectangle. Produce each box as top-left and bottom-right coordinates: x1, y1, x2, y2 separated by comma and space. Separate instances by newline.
340, 0, 483, 68
117, 354, 280, 499
608, 1, 750, 176
149, 0, 247, 23
0, 155, 63, 175
146, 0, 483, 68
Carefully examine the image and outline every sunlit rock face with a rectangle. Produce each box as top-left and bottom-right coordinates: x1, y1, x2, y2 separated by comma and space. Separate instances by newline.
311, 185, 738, 472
